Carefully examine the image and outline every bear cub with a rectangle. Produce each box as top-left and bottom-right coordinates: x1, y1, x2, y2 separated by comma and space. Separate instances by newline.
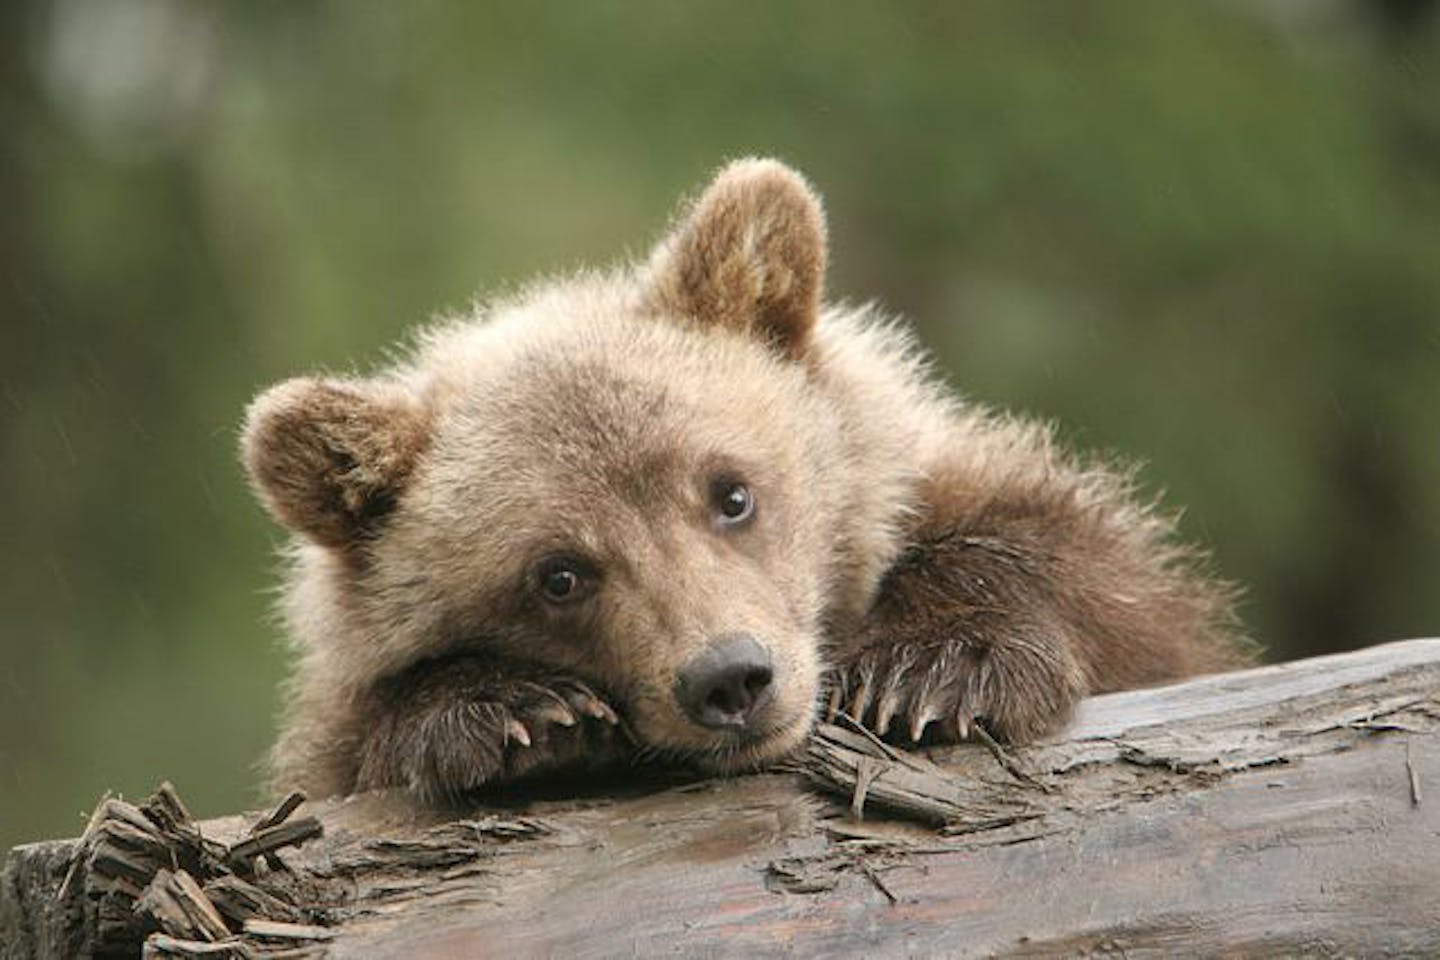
242, 159, 1245, 803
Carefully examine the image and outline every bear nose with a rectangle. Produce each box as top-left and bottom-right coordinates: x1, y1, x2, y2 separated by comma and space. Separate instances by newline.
676, 633, 775, 730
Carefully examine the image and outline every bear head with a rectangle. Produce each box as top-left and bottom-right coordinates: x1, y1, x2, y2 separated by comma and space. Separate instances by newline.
242, 159, 909, 774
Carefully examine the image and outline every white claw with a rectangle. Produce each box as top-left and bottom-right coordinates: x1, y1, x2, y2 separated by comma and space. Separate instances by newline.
558, 683, 619, 724
954, 710, 972, 740
505, 718, 532, 747
534, 700, 577, 727
874, 693, 900, 737
848, 676, 872, 723
910, 708, 938, 743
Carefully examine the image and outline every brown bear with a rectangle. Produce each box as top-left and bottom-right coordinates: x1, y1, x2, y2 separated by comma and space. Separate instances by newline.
242, 158, 1245, 803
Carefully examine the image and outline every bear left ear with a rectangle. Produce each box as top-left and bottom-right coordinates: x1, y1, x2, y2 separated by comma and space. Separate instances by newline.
241, 377, 430, 548
644, 158, 827, 360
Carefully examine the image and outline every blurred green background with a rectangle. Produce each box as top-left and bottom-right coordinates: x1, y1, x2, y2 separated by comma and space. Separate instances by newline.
3, 1, 1438, 852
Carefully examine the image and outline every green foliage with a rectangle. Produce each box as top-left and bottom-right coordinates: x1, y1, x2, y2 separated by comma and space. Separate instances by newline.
2, 1, 1437, 850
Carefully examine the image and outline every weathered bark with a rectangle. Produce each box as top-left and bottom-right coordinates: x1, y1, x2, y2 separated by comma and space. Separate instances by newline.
4, 638, 1439, 959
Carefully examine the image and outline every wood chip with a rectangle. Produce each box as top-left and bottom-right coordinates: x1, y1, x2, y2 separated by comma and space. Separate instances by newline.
143, 782, 196, 832
247, 790, 308, 871
242, 919, 336, 942
859, 861, 899, 904
226, 818, 323, 869
765, 857, 843, 894
832, 711, 910, 764
136, 868, 232, 942
970, 722, 1052, 792
250, 791, 308, 834
806, 722, 1040, 829
203, 875, 305, 925
850, 756, 883, 820
1407, 741, 1422, 807
142, 933, 256, 958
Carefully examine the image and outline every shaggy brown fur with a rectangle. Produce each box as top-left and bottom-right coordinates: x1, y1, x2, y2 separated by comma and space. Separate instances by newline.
242, 158, 1246, 803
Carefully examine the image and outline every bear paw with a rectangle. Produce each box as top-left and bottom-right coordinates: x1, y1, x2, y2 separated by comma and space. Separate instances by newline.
825, 636, 1083, 747
355, 661, 627, 802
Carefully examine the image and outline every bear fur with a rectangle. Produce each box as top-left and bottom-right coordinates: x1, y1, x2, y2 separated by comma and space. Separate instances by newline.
242, 159, 1246, 802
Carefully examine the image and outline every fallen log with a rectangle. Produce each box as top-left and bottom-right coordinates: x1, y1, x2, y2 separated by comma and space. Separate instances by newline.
3, 638, 1438, 959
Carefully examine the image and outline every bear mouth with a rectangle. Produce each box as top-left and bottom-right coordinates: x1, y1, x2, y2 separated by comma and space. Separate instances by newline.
682, 713, 813, 773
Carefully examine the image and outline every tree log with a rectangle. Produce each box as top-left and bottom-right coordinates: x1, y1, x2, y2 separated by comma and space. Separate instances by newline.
4, 638, 1439, 959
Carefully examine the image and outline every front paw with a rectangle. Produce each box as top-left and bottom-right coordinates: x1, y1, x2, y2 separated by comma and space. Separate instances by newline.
356, 664, 626, 802
490, 676, 626, 782
826, 634, 1083, 747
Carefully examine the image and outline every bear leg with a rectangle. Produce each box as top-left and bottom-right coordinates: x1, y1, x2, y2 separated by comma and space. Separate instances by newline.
827, 530, 1087, 745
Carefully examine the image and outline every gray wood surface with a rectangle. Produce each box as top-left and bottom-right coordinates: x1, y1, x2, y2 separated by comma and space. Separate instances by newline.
4, 638, 1438, 959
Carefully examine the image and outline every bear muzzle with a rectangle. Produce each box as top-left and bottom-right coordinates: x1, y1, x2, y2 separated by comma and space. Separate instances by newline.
673, 633, 777, 735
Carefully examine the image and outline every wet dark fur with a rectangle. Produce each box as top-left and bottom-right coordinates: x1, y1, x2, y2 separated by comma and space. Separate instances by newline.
827, 457, 1245, 747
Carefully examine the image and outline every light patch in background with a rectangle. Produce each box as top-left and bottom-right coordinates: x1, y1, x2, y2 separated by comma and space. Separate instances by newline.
37, 0, 217, 159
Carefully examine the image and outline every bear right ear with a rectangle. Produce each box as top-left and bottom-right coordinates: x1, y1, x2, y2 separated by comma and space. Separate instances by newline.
643, 158, 828, 360
241, 377, 430, 548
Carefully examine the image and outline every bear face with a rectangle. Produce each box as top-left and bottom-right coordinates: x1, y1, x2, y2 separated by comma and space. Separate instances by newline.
244, 160, 920, 783
370, 317, 841, 769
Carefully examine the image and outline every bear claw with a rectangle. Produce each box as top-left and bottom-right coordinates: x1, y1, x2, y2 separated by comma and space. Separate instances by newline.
828, 646, 980, 746
503, 717, 532, 747
529, 700, 578, 728
556, 684, 619, 724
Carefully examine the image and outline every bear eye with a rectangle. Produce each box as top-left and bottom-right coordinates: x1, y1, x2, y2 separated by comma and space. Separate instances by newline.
535, 556, 594, 605
712, 480, 755, 526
